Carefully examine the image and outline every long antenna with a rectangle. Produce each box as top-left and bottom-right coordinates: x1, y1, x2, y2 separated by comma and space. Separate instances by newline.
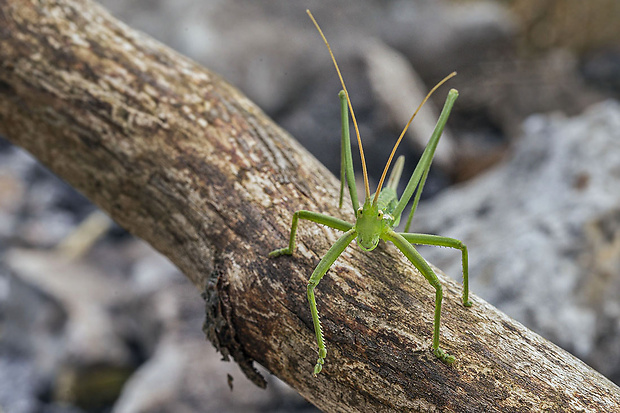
372, 71, 456, 205
306, 10, 371, 200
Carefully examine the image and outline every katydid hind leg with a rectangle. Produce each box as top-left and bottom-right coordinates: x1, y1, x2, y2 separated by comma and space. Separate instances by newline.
402, 94, 450, 232
338, 90, 358, 212
339, 134, 346, 209
404, 165, 430, 232
400, 232, 472, 307
386, 155, 405, 192
393, 89, 459, 225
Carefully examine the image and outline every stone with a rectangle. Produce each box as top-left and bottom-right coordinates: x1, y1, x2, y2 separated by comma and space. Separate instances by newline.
411, 100, 620, 383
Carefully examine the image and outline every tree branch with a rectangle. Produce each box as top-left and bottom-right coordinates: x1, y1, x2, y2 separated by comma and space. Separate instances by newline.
1, 0, 619, 411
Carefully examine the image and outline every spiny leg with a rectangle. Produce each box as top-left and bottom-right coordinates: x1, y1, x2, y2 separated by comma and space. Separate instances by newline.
269, 210, 353, 257
400, 233, 471, 307
384, 230, 455, 363
306, 229, 357, 375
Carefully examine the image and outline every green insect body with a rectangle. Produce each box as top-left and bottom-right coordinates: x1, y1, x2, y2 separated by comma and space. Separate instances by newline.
270, 10, 472, 376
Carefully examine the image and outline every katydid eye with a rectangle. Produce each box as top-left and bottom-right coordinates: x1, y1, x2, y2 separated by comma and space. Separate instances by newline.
357, 207, 363, 216
377, 210, 383, 220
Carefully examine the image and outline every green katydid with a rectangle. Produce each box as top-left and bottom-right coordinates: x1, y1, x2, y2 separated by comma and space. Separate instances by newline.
270, 10, 471, 375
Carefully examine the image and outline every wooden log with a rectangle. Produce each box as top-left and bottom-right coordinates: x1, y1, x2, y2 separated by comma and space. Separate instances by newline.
1, 0, 619, 411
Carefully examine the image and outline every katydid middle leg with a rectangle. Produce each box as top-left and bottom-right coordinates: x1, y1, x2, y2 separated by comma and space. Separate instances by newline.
269, 210, 353, 257
400, 233, 471, 307
384, 230, 455, 363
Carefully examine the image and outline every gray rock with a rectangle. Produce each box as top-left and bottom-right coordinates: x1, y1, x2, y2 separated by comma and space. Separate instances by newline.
1, 241, 317, 411
2, 249, 136, 409
362, 38, 456, 169
4, 250, 134, 367
411, 99, 620, 383
382, 0, 517, 77
0, 355, 40, 413
113, 335, 314, 413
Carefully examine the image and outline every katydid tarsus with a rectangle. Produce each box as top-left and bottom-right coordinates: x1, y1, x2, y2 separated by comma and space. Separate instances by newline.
270, 10, 471, 375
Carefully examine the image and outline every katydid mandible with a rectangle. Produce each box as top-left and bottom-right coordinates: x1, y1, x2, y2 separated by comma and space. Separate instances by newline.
270, 10, 472, 375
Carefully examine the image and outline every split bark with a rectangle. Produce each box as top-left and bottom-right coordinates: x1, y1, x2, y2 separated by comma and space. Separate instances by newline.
1, 0, 620, 411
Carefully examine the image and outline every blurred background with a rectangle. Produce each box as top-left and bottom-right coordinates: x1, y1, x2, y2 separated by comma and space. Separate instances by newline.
2, 0, 620, 411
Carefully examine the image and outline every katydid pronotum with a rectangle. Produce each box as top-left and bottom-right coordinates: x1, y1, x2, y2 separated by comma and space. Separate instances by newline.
270, 10, 471, 375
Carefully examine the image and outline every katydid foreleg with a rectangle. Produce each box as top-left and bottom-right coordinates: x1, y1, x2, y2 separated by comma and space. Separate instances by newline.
307, 229, 357, 375
268, 210, 356, 375
384, 230, 455, 363
400, 233, 471, 307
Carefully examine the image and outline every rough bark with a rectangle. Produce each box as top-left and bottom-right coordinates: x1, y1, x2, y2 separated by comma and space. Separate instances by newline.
1, 0, 619, 411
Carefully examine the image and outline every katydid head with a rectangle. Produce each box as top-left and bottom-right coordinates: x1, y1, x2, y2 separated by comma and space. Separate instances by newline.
354, 200, 393, 251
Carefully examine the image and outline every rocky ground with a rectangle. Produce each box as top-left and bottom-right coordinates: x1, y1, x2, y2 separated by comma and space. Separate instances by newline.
2, 0, 620, 412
